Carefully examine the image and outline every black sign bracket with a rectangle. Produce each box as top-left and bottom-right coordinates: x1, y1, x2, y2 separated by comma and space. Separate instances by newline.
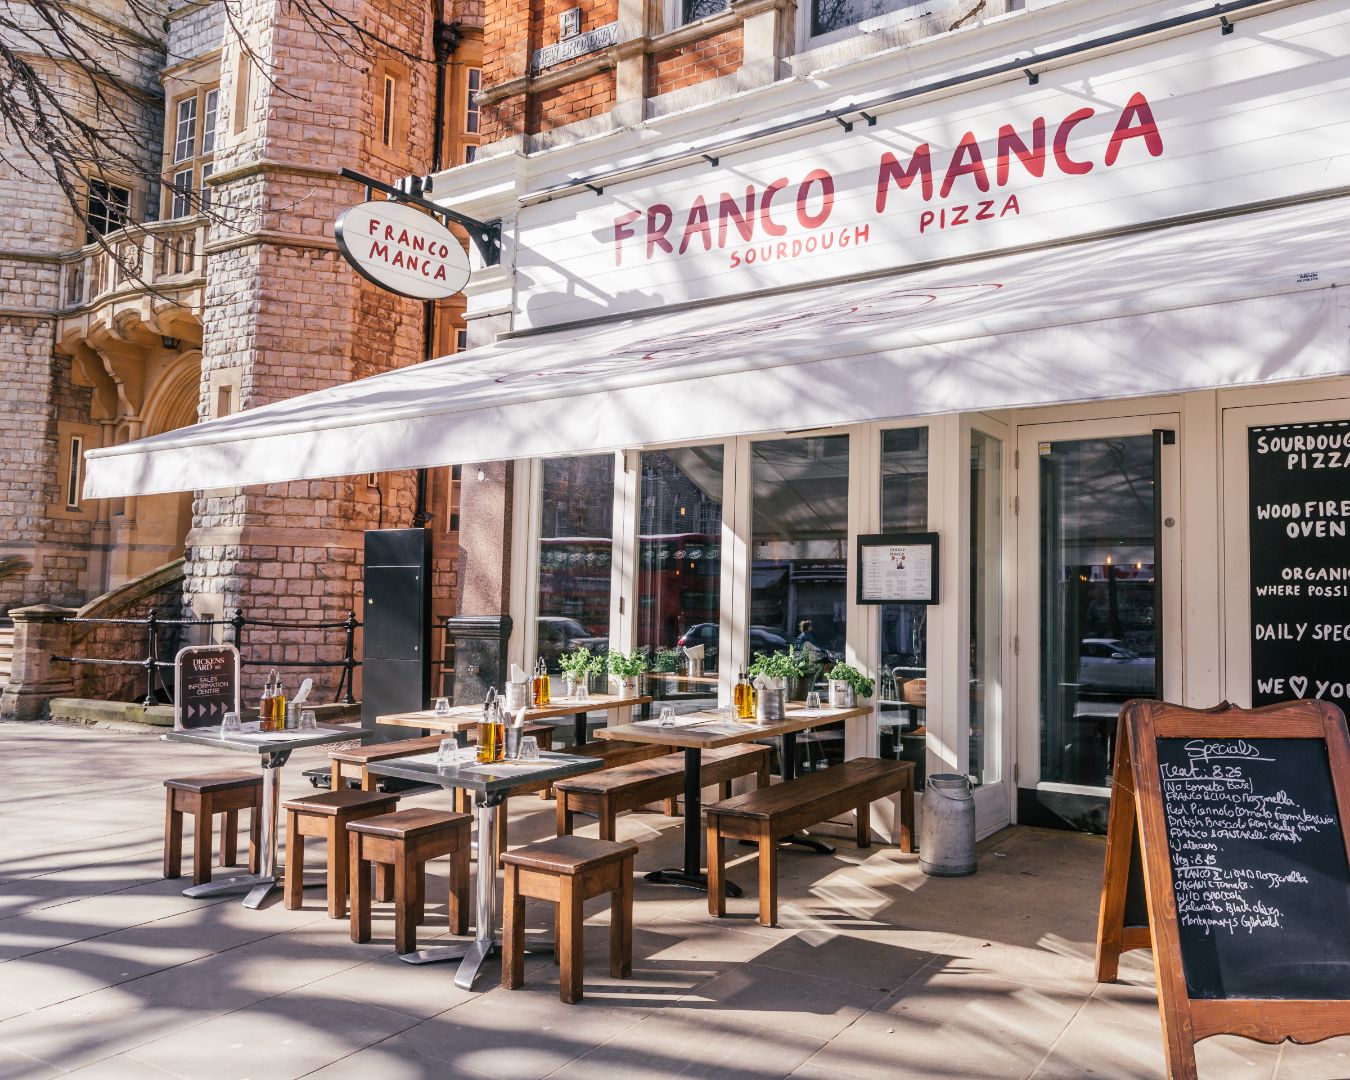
339, 167, 502, 267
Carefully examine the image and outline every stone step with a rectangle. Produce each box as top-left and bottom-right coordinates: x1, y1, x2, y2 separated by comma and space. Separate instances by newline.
0, 621, 13, 683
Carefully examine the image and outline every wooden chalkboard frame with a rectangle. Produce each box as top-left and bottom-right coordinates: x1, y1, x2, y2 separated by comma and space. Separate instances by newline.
1096, 699, 1350, 1080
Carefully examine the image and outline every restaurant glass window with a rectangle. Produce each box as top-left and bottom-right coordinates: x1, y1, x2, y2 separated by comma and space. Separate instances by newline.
1038, 436, 1158, 790
637, 446, 723, 709
969, 429, 1002, 787
751, 434, 848, 771
536, 455, 614, 674
876, 427, 929, 779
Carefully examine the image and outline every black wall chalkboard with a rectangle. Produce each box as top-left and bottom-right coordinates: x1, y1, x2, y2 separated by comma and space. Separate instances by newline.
1156, 735, 1350, 1000
1249, 421, 1350, 709
175, 644, 241, 729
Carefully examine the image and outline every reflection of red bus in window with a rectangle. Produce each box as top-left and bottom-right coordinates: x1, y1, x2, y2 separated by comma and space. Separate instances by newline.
537, 537, 612, 639
637, 532, 720, 659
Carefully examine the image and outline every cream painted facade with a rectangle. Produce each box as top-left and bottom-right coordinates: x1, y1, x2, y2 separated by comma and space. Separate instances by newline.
425, 0, 1350, 838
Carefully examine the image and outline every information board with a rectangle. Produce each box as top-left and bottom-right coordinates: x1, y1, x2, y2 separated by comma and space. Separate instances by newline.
1249, 420, 1350, 709
174, 644, 241, 729
1095, 699, 1350, 1080
856, 532, 939, 605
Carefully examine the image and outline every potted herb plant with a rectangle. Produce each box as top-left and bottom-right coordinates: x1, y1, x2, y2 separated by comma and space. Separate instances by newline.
749, 644, 818, 701
825, 662, 875, 708
585, 649, 608, 695
606, 649, 648, 697
557, 646, 593, 699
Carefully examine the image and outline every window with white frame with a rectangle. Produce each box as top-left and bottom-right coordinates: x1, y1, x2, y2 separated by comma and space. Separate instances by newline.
201, 88, 219, 154
465, 68, 481, 134
455, 328, 469, 352
810, 0, 922, 38
173, 96, 197, 163
165, 84, 218, 219
381, 74, 396, 147
66, 435, 83, 509
170, 168, 193, 218
85, 179, 130, 242
681, 0, 728, 22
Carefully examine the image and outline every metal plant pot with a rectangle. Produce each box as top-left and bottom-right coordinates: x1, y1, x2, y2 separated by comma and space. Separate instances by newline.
828, 681, 856, 709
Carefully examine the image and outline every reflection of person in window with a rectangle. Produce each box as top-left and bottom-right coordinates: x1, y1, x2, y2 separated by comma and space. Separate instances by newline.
788, 621, 820, 653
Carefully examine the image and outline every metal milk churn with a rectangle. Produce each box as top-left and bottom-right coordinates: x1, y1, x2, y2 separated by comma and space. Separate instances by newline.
919, 773, 977, 877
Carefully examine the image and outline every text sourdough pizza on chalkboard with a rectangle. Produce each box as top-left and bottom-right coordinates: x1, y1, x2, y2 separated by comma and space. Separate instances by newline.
174, 644, 241, 729
1249, 421, 1350, 708
1096, 699, 1350, 1080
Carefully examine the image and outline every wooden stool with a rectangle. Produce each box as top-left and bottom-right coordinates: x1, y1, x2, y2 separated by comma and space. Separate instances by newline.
348, 808, 472, 953
164, 772, 263, 886
282, 790, 399, 917
501, 835, 638, 1004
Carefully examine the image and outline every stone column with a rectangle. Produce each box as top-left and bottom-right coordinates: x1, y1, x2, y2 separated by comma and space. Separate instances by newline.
0, 605, 77, 721
731, 0, 795, 88
450, 460, 514, 703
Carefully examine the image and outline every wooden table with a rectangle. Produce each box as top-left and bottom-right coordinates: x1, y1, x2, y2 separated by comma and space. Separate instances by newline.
599, 704, 869, 892
367, 750, 603, 991
377, 692, 652, 748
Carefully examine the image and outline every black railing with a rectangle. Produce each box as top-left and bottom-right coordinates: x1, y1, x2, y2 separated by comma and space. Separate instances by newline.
53, 607, 361, 708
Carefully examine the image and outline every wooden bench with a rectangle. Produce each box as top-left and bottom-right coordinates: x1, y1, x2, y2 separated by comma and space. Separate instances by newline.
555, 744, 771, 841
706, 757, 916, 926
330, 726, 555, 792
536, 738, 674, 803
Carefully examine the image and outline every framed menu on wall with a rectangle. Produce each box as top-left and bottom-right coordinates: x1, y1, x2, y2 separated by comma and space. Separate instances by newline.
856, 532, 939, 605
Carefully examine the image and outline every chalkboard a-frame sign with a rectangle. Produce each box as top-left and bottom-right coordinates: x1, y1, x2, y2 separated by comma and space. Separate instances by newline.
174, 644, 241, 730
1095, 699, 1350, 1080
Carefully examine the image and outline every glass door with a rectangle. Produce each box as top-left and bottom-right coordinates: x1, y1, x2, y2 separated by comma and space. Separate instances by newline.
1015, 417, 1179, 832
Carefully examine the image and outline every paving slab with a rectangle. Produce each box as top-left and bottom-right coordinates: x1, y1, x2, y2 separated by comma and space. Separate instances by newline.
1, 720, 1344, 1080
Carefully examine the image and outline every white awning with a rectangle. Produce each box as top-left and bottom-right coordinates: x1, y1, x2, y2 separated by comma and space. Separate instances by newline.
85, 197, 1350, 499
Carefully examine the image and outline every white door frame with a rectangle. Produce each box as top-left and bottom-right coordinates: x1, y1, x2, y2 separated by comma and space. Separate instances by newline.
1012, 411, 1183, 801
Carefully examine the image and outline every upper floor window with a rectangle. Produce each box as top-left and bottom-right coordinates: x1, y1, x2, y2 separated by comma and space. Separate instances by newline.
812, 0, 917, 38
173, 96, 197, 163
201, 88, 219, 155
381, 74, 397, 147
170, 168, 193, 219
86, 179, 130, 242
465, 68, 481, 134
682, 0, 728, 21
164, 83, 219, 219
66, 435, 83, 509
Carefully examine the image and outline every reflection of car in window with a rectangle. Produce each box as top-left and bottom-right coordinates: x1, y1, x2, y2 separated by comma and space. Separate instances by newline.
537, 616, 607, 672
1078, 637, 1155, 695
674, 624, 789, 665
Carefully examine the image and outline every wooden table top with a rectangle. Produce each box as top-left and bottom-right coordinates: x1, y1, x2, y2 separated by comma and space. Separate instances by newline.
377, 692, 653, 732
598, 704, 869, 751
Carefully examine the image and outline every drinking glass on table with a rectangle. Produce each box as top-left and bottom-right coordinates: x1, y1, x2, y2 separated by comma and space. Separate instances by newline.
437, 737, 461, 767
805, 691, 822, 711
657, 705, 677, 727
718, 704, 736, 723
299, 709, 318, 730
221, 711, 241, 735
433, 697, 451, 717
574, 682, 589, 704
518, 736, 540, 761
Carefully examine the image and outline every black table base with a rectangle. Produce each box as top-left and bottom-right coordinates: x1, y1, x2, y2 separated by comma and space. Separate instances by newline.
646, 868, 743, 895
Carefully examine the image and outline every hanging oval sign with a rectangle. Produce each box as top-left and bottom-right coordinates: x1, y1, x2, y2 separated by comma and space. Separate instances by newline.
335, 200, 471, 300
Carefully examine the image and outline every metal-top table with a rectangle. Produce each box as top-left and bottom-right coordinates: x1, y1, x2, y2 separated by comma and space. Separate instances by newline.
367, 749, 603, 991
162, 724, 364, 908
599, 704, 870, 891
377, 691, 652, 747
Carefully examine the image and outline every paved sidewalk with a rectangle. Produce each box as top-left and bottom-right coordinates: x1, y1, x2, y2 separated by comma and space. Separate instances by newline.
0, 721, 1346, 1079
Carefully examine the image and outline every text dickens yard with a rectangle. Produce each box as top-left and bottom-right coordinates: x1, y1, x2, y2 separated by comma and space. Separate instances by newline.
611, 92, 1163, 269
